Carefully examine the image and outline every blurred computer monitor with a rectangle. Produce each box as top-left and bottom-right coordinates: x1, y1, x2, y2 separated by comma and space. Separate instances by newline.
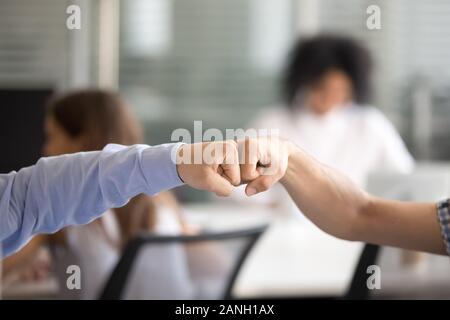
0, 88, 53, 173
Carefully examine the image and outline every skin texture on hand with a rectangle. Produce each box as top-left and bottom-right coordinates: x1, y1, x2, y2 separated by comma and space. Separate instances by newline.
280, 142, 446, 255
176, 140, 240, 197
237, 137, 290, 197
175, 138, 290, 197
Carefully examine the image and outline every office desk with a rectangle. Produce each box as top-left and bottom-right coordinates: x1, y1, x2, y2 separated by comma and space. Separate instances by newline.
1, 277, 58, 300
1, 204, 363, 300
184, 204, 364, 298
185, 164, 450, 299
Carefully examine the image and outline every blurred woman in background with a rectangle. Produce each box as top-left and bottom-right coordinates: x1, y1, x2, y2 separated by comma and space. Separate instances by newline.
2, 90, 191, 299
236, 34, 414, 206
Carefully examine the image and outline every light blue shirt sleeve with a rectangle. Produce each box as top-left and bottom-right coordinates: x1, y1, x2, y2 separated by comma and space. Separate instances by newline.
0, 143, 184, 257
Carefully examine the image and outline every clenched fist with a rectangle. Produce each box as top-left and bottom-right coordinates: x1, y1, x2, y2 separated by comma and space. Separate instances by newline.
237, 137, 291, 196
176, 138, 292, 197
176, 140, 241, 197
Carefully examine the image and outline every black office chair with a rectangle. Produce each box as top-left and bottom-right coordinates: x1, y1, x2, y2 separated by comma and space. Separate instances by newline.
344, 244, 380, 299
297, 243, 381, 300
246, 243, 380, 301
99, 225, 268, 300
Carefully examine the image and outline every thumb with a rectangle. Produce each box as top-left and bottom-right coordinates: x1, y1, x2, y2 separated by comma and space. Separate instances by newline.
245, 167, 278, 196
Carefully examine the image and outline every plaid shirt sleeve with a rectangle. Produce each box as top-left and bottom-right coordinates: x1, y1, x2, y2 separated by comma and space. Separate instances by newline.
437, 199, 450, 256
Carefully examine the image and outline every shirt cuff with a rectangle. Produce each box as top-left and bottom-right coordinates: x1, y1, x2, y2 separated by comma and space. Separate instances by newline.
437, 199, 450, 256
141, 142, 185, 194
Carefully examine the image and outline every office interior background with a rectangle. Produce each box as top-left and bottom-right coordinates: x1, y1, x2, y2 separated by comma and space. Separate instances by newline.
1, 0, 450, 300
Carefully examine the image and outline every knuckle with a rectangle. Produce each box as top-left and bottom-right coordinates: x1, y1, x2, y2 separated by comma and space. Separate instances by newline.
202, 171, 214, 187
226, 139, 237, 147
241, 168, 255, 182
232, 176, 241, 186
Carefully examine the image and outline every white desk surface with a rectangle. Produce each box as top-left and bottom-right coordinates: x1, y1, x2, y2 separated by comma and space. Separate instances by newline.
4, 164, 449, 299
2, 277, 58, 300
1, 204, 363, 300
184, 203, 364, 298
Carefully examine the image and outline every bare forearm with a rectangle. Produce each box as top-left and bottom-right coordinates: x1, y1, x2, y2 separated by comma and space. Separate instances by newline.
281, 143, 445, 255
358, 199, 444, 254
280, 143, 370, 239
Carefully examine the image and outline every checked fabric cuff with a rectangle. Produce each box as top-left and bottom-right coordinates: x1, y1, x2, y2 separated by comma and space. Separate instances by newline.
437, 199, 450, 256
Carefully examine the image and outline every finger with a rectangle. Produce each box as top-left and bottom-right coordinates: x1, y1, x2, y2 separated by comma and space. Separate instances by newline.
221, 163, 240, 186
245, 158, 283, 196
245, 174, 279, 196
239, 138, 260, 183
257, 152, 280, 177
205, 171, 234, 197
221, 141, 240, 186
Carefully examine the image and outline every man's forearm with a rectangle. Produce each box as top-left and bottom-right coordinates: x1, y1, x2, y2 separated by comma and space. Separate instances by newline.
1, 143, 184, 256
1, 140, 241, 257
280, 142, 446, 255
280, 142, 371, 240
358, 198, 444, 254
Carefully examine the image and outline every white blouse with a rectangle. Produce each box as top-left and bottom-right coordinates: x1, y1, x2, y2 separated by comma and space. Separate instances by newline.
231, 104, 414, 207
52, 205, 184, 300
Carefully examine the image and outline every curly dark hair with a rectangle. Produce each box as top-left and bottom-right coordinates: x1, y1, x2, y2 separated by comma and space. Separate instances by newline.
282, 35, 373, 109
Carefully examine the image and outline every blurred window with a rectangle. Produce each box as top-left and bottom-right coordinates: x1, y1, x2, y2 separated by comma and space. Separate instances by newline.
118, 0, 295, 145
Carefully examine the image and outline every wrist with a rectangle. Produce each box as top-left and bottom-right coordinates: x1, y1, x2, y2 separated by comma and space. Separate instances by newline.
175, 143, 188, 183
280, 141, 302, 186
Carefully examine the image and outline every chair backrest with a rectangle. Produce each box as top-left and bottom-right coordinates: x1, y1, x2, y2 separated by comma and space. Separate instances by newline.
99, 225, 268, 300
344, 244, 380, 299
